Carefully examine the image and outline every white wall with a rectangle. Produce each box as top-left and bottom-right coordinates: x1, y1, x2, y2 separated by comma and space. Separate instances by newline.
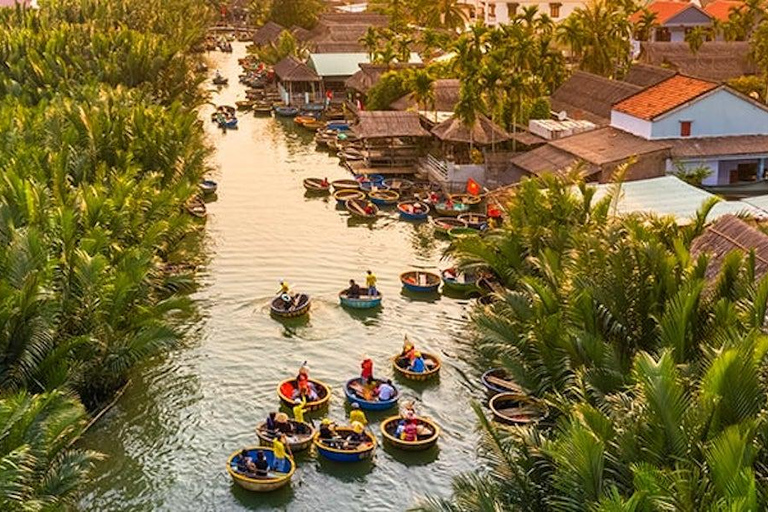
483, 0, 585, 24
448, 163, 486, 186
667, 158, 719, 184
611, 111, 653, 138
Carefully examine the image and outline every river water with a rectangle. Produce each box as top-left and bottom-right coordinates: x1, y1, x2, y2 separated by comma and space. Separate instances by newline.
80, 43, 479, 511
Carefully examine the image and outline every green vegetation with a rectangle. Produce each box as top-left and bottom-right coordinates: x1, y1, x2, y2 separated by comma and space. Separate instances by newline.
0, 0, 214, 505
419, 173, 768, 510
267, 0, 324, 29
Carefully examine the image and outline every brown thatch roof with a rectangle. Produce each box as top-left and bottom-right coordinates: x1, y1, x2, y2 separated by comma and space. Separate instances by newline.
345, 63, 423, 94
669, 135, 768, 158
352, 111, 431, 138
253, 21, 285, 46
273, 56, 321, 82
306, 12, 389, 53
431, 114, 512, 145
290, 25, 311, 41
390, 79, 461, 112
639, 42, 758, 82
623, 63, 677, 88
691, 215, 768, 281
550, 71, 642, 125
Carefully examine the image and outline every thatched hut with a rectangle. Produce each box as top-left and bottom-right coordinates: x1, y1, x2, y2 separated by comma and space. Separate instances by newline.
253, 21, 285, 46
691, 214, 768, 281
639, 42, 758, 82
549, 71, 642, 126
273, 56, 322, 105
350, 111, 431, 170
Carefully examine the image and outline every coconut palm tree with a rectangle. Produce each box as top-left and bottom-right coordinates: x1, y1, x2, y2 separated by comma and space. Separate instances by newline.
360, 26, 380, 61
407, 68, 435, 114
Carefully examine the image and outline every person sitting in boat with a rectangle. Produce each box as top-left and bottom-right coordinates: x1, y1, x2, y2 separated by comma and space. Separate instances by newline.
274, 412, 293, 434
410, 352, 426, 373
295, 362, 319, 401
346, 279, 361, 299
402, 400, 416, 421
254, 450, 270, 477
445, 197, 454, 209
376, 379, 396, 401
429, 191, 440, 204
318, 418, 336, 440
402, 420, 419, 442
237, 449, 256, 476
360, 356, 374, 384
272, 435, 289, 472
364, 202, 375, 216
349, 402, 367, 426
321, 177, 329, 187
346, 421, 367, 447
292, 397, 306, 424
366, 270, 377, 296
400, 336, 416, 362
265, 411, 277, 432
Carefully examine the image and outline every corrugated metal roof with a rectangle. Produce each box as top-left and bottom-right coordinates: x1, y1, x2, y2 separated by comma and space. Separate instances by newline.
308, 53, 420, 77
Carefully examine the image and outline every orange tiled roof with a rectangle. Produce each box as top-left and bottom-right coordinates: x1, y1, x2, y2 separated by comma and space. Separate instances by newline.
704, 0, 743, 21
613, 75, 719, 120
629, 1, 705, 24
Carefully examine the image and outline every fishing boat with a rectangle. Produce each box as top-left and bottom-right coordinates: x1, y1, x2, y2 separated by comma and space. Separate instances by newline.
235, 100, 254, 111
481, 368, 524, 396
400, 271, 441, 293
339, 290, 382, 309
448, 227, 479, 240
226, 447, 295, 492
450, 193, 482, 207
331, 179, 360, 192
334, 189, 366, 205
277, 378, 331, 411
392, 352, 441, 380
270, 293, 311, 318
185, 196, 207, 218
313, 427, 376, 462
433, 217, 467, 235
303, 178, 331, 194
397, 201, 430, 221
199, 179, 218, 195
256, 420, 315, 452
344, 377, 399, 410
441, 268, 480, 294
345, 198, 378, 219
489, 392, 547, 425
382, 178, 413, 193
380, 416, 439, 451
274, 106, 300, 117
435, 201, 471, 217
458, 213, 488, 230
369, 189, 400, 206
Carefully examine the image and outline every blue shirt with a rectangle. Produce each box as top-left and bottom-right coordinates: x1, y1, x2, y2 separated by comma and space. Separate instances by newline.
377, 383, 396, 401
410, 358, 426, 373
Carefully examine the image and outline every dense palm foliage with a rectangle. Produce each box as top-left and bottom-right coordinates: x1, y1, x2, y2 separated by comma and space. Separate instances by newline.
418, 174, 768, 510
0, 0, 214, 506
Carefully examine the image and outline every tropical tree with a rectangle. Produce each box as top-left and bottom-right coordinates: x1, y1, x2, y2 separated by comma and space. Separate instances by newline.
268, 0, 324, 29
632, 8, 658, 41
407, 69, 435, 113
565, 0, 633, 77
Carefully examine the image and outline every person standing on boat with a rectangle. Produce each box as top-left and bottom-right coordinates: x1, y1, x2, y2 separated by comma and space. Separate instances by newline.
360, 356, 374, 384
292, 397, 306, 424
278, 280, 293, 310
349, 402, 367, 426
272, 435, 289, 472
366, 270, 378, 296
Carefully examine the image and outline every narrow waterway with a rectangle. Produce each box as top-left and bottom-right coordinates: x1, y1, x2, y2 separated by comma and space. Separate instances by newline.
80, 43, 479, 511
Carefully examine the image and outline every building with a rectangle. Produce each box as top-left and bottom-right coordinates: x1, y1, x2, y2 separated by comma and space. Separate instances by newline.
477, 0, 587, 25
390, 79, 461, 114
690, 214, 768, 280
703, 0, 745, 22
622, 63, 676, 88
305, 13, 388, 53
252, 21, 285, 47
549, 71, 642, 125
630, 1, 713, 42
309, 53, 421, 97
273, 56, 322, 105
638, 42, 758, 82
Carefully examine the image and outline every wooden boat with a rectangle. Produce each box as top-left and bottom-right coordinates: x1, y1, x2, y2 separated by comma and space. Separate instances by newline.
441, 268, 480, 294
489, 392, 547, 425
277, 378, 331, 411
325, 121, 350, 131
270, 293, 311, 318
369, 189, 400, 206
303, 103, 326, 112
382, 178, 413, 193
345, 198, 378, 219
313, 427, 376, 462
435, 202, 471, 217
339, 290, 382, 309
302, 120, 325, 130
344, 377, 399, 411
481, 368, 524, 396
256, 420, 315, 452
448, 227, 479, 240
458, 213, 488, 230
331, 179, 360, 192
303, 178, 331, 194
392, 352, 441, 380
334, 189, 366, 205
380, 416, 439, 451
450, 193, 482, 207
226, 447, 295, 492
400, 271, 441, 293
702, 180, 768, 198
185, 196, 207, 218
235, 100, 254, 111
199, 179, 218, 195
356, 173, 385, 185
274, 106, 299, 117
338, 148, 364, 161
433, 217, 467, 235
397, 201, 430, 221
294, 115, 318, 126
253, 105, 273, 115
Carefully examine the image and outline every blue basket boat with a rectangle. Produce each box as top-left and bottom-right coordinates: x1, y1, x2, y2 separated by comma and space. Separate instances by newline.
369, 189, 400, 206
400, 271, 441, 293
339, 290, 382, 309
226, 447, 295, 492
274, 106, 299, 117
344, 377, 399, 410
313, 427, 376, 462
397, 201, 430, 221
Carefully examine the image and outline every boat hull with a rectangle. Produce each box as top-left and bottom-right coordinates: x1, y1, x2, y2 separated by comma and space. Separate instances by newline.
344, 377, 399, 410
270, 294, 311, 318
227, 447, 295, 492
339, 292, 382, 309
380, 416, 439, 451
400, 271, 441, 293
392, 352, 441, 381
313, 428, 376, 462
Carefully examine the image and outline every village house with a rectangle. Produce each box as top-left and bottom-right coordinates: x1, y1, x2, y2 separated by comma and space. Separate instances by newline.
309, 53, 422, 98
630, 1, 713, 42
273, 56, 322, 105
638, 41, 757, 82
476, 0, 587, 25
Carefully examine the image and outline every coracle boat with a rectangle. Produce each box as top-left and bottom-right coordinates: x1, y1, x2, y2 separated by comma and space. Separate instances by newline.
392, 352, 441, 380
433, 217, 467, 235
252, 105, 273, 115
277, 378, 331, 411
331, 179, 360, 192
435, 201, 471, 217
400, 271, 441, 293
270, 293, 311, 318
355, 173, 384, 185
235, 100, 254, 111
380, 416, 439, 451
344, 377, 399, 411
199, 179, 218, 195
334, 189, 366, 205
397, 201, 430, 221
185, 196, 207, 218
294, 115, 318, 126
489, 392, 548, 425
382, 178, 413, 193
274, 106, 299, 117
345, 198, 378, 220
313, 427, 376, 462
339, 290, 382, 309
302, 120, 325, 130
441, 268, 480, 294
458, 213, 488, 230
338, 148, 365, 162
450, 193, 482, 207
303, 178, 331, 194
481, 368, 524, 396
369, 189, 400, 206
256, 420, 315, 452
448, 227, 478, 240
226, 447, 295, 492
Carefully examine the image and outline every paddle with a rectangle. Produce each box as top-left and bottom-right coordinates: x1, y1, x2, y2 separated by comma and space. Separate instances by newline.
485, 375, 522, 392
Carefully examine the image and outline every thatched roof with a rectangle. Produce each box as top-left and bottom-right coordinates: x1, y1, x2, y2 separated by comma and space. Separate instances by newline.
352, 111, 431, 138
345, 63, 422, 94
550, 71, 642, 125
306, 12, 389, 53
431, 114, 512, 145
390, 79, 461, 112
273, 56, 321, 82
253, 21, 285, 46
691, 215, 768, 281
623, 63, 677, 88
639, 42, 758, 82
669, 135, 768, 159
290, 25, 311, 41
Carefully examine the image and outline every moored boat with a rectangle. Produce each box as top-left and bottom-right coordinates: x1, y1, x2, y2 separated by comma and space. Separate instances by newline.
441, 267, 480, 294
334, 189, 366, 205
338, 148, 365, 161
458, 213, 488, 230
400, 271, 441, 293
489, 392, 547, 425
344, 377, 399, 410
277, 378, 331, 411
450, 193, 482, 207
303, 177, 331, 194
331, 179, 361, 192
448, 227, 478, 240
433, 217, 467, 235
294, 115, 318, 126
226, 447, 295, 492
369, 189, 400, 206
392, 352, 441, 380
345, 198, 378, 219
481, 368, 524, 396
256, 420, 315, 452
380, 416, 439, 451
339, 290, 382, 309
199, 179, 218, 195
253, 105, 273, 115
397, 200, 430, 221
274, 106, 300, 117
313, 427, 376, 462
382, 178, 414, 193
435, 201, 471, 217
270, 293, 311, 318
302, 120, 325, 130
235, 100, 254, 110
185, 196, 207, 218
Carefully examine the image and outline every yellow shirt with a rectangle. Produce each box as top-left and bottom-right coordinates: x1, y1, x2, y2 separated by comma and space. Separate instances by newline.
366, 273, 377, 287
280, 283, 290, 294
350, 409, 367, 426
293, 398, 305, 424
273, 439, 286, 459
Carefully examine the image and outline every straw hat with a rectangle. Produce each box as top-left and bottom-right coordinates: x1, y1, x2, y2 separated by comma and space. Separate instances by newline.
275, 412, 289, 423
321, 418, 331, 425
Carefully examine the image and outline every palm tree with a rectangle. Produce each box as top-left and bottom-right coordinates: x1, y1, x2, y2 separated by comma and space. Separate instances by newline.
360, 27, 380, 61
632, 8, 658, 41
407, 69, 435, 115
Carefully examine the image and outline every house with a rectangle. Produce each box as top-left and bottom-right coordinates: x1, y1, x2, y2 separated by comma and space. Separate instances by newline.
477, 0, 587, 25
690, 214, 768, 280
305, 13, 388, 53
630, 1, 713, 42
253, 21, 285, 46
639, 42, 757, 81
390, 79, 461, 114
349, 111, 431, 173
273, 56, 322, 105
309, 53, 421, 97
703, 0, 745, 22
549, 71, 642, 125
622, 63, 676, 88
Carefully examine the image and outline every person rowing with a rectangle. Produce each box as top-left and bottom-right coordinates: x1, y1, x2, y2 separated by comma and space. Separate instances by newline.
346, 279, 361, 299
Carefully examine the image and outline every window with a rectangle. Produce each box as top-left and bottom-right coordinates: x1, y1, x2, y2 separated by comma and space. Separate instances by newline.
655, 27, 671, 42
488, 3, 496, 17
507, 2, 519, 15
680, 121, 692, 137
549, 2, 561, 17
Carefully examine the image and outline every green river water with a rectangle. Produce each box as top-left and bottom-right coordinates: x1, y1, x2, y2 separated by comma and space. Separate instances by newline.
79, 43, 481, 511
